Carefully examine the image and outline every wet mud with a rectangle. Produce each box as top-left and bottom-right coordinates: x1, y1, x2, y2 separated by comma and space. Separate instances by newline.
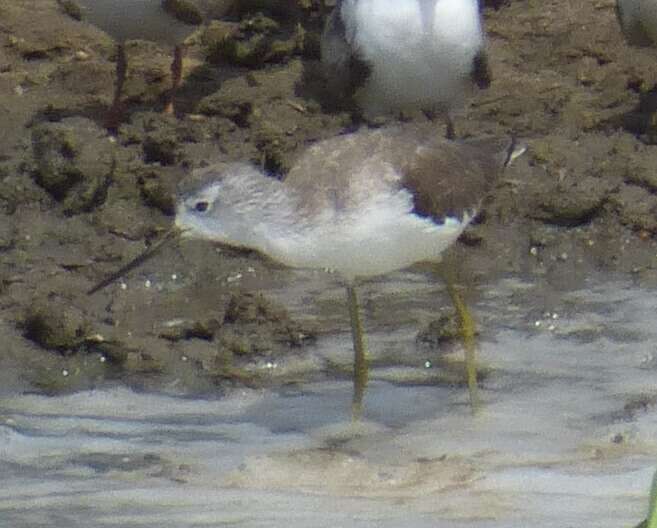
1, 0, 657, 393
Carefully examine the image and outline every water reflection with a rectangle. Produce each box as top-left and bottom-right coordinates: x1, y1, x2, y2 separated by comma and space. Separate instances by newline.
1, 274, 655, 527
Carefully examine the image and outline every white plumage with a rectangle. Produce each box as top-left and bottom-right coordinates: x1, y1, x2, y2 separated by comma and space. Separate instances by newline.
176, 162, 468, 280
321, 0, 489, 119
175, 125, 520, 281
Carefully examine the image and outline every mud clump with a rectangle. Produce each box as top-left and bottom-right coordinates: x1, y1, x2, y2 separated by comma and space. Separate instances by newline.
162, 0, 204, 25
203, 14, 303, 68
417, 314, 464, 348
137, 169, 178, 216
159, 292, 316, 355
30, 117, 114, 214
23, 298, 92, 354
530, 177, 610, 227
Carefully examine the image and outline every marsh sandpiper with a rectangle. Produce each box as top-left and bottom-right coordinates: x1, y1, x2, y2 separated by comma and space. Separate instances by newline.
71, 0, 223, 127
172, 124, 524, 416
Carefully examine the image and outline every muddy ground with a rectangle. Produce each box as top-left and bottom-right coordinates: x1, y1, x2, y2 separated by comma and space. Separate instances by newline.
1, 0, 657, 394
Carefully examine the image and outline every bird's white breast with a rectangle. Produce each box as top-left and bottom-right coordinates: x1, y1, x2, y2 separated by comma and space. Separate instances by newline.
259, 186, 472, 281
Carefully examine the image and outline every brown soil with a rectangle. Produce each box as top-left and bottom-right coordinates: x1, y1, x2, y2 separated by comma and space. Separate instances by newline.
1, 0, 657, 394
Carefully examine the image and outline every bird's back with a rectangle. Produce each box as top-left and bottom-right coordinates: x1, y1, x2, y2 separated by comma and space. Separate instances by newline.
284, 125, 511, 224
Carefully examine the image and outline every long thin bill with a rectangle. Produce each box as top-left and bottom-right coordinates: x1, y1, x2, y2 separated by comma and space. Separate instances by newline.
87, 227, 182, 295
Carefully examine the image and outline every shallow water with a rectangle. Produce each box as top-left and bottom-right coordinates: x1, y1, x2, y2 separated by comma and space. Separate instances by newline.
1, 272, 656, 527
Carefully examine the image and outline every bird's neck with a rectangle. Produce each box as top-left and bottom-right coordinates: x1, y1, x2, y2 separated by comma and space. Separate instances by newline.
228, 179, 305, 251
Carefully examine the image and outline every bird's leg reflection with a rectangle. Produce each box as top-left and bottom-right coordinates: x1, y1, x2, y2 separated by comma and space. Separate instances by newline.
346, 282, 368, 421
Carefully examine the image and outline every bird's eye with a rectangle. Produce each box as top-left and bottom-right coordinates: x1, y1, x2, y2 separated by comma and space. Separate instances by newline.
194, 201, 209, 213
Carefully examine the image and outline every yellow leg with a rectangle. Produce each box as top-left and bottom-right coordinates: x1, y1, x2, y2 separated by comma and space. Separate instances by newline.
438, 264, 480, 414
346, 283, 368, 421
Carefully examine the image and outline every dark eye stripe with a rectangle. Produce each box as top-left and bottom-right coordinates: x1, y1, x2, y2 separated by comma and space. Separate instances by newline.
194, 201, 209, 212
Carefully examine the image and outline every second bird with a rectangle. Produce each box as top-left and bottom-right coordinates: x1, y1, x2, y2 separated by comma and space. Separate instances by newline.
321, 0, 491, 136
73, 0, 219, 127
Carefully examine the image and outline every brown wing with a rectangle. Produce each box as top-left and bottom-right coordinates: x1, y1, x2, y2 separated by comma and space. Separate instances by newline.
401, 137, 511, 223
284, 125, 514, 221
284, 127, 421, 215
